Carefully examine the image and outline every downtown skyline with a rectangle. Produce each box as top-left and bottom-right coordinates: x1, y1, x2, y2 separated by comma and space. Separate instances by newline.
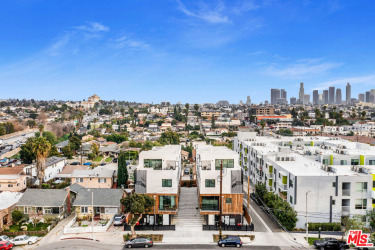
1, 0, 375, 103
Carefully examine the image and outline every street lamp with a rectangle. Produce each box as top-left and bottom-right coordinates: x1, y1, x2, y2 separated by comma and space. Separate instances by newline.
306, 191, 311, 243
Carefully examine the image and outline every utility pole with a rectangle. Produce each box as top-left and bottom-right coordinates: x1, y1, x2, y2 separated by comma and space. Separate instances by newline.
92, 189, 94, 241
219, 160, 223, 240
306, 191, 310, 244
80, 145, 83, 165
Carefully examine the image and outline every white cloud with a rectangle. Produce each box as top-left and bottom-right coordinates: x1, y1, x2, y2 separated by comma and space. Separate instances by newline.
111, 36, 149, 50
264, 59, 342, 77
313, 75, 375, 91
75, 22, 110, 32
177, 0, 230, 24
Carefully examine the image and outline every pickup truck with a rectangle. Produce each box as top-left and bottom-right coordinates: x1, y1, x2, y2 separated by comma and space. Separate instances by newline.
313, 238, 350, 250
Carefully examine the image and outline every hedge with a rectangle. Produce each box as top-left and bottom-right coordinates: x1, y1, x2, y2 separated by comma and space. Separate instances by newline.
308, 222, 341, 231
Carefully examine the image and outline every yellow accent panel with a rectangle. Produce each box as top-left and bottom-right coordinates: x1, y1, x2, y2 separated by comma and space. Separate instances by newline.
330, 155, 333, 165
360, 155, 365, 165
311, 141, 314, 146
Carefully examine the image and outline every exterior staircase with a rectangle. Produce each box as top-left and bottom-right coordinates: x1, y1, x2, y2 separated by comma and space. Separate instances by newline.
174, 187, 205, 231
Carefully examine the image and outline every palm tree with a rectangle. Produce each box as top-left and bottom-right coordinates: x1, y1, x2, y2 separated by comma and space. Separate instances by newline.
260, 120, 266, 136
32, 137, 51, 188
38, 124, 44, 135
194, 104, 199, 116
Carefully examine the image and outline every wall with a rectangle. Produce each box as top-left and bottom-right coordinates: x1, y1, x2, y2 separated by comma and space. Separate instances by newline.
0, 175, 27, 192
71, 177, 113, 189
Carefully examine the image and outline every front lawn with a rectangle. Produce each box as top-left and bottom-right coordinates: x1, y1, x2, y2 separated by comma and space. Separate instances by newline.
94, 156, 103, 162
105, 157, 113, 162
305, 237, 320, 245
6, 223, 50, 232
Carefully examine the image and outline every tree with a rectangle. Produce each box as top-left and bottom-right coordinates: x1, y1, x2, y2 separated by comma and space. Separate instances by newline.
32, 136, 51, 188
341, 215, 365, 239
68, 134, 82, 153
365, 210, 375, 230
48, 146, 60, 157
211, 114, 216, 129
117, 152, 128, 188
35, 131, 57, 145
260, 120, 266, 135
20, 138, 36, 164
38, 124, 44, 134
361, 111, 367, 120
120, 194, 155, 238
194, 104, 200, 116
27, 120, 36, 128
12, 210, 23, 225
158, 131, 180, 145
141, 141, 153, 151
62, 145, 73, 159
91, 143, 99, 159
105, 133, 128, 143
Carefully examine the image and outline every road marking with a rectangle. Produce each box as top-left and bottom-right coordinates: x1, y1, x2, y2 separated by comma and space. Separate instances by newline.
245, 199, 272, 232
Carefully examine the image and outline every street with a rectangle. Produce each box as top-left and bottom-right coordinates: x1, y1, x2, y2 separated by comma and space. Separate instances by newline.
34, 240, 288, 250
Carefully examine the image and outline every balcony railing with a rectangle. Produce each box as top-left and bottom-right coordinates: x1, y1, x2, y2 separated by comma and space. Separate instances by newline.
159, 206, 177, 211
266, 172, 274, 179
342, 189, 350, 196
278, 182, 288, 191
266, 185, 275, 192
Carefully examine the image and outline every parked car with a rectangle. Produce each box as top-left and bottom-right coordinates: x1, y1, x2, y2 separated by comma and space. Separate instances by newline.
70, 162, 80, 165
0, 241, 13, 250
125, 237, 153, 248
218, 236, 242, 248
184, 168, 190, 175
0, 237, 10, 243
313, 238, 349, 250
113, 214, 126, 226
12, 235, 39, 245
83, 162, 92, 166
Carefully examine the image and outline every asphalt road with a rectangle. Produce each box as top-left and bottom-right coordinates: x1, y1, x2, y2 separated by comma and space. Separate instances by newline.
34, 240, 284, 250
0, 131, 35, 157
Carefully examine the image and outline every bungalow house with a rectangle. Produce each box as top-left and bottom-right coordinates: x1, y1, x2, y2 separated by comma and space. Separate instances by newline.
54, 165, 89, 181
99, 144, 120, 158
15, 189, 71, 220
0, 165, 27, 192
71, 168, 116, 188
0, 192, 23, 230
24, 156, 66, 184
55, 140, 69, 153
82, 134, 94, 142
73, 188, 124, 220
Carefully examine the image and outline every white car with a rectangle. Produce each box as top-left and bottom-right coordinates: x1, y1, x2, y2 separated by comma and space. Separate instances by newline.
12, 235, 39, 245
0, 235, 10, 242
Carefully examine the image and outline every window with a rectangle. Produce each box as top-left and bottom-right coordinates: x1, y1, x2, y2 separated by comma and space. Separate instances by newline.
76, 178, 83, 183
44, 208, 52, 214
201, 196, 219, 210
215, 159, 234, 170
144, 159, 162, 170
356, 182, 368, 192
332, 200, 336, 205
8, 184, 13, 187
355, 199, 367, 209
369, 160, 375, 165
340, 160, 347, 165
24, 207, 30, 214
351, 159, 359, 165
289, 196, 293, 204
159, 196, 176, 211
98, 178, 107, 183
322, 159, 329, 165
81, 207, 88, 213
205, 179, 215, 188
332, 182, 336, 188
226, 198, 232, 204
162, 179, 172, 187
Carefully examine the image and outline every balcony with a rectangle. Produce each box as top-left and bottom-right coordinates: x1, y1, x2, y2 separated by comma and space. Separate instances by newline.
372, 190, 375, 199
278, 181, 288, 191
266, 172, 274, 179
342, 189, 350, 196
279, 192, 287, 200
266, 185, 275, 192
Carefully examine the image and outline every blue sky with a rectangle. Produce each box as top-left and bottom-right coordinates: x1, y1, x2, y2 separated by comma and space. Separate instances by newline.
1, 0, 375, 103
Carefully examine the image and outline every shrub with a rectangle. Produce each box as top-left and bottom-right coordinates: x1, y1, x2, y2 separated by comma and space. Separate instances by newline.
308, 222, 341, 231
42, 183, 51, 189
12, 210, 23, 225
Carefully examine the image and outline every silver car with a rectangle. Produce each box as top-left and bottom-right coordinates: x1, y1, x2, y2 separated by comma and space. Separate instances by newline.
12, 235, 39, 245
113, 214, 126, 226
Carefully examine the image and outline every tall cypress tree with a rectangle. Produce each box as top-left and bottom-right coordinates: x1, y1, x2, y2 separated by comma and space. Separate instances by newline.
117, 152, 128, 188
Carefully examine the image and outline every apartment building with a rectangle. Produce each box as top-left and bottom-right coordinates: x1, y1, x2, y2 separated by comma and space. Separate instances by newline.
24, 156, 66, 183
71, 168, 116, 188
0, 165, 27, 192
234, 132, 375, 228
250, 106, 275, 116
134, 145, 181, 226
195, 145, 243, 226
201, 110, 221, 119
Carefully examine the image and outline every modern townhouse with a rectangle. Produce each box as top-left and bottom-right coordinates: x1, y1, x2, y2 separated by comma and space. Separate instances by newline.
134, 145, 181, 226
234, 132, 375, 228
195, 145, 244, 226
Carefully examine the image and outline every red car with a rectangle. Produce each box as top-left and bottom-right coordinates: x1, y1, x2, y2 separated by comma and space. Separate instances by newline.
0, 241, 13, 250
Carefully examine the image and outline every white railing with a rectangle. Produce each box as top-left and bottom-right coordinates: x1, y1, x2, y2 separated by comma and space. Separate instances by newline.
63, 215, 115, 234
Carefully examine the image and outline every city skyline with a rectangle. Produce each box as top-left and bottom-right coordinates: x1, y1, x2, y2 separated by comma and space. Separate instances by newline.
1, 1, 375, 103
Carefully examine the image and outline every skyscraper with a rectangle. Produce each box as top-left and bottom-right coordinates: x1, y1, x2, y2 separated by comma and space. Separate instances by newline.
313, 90, 319, 104
270, 89, 281, 105
346, 82, 351, 104
329, 86, 335, 104
299, 82, 304, 104
358, 94, 365, 102
290, 97, 297, 105
246, 96, 251, 106
335, 88, 342, 104
281, 89, 287, 99
366, 91, 371, 103
323, 90, 329, 104
304, 94, 310, 104
371, 89, 375, 103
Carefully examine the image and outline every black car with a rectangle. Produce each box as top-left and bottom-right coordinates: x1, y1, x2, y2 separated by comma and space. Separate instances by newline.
70, 162, 80, 165
313, 238, 349, 250
125, 237, 153, 248
218, 236, 242, 248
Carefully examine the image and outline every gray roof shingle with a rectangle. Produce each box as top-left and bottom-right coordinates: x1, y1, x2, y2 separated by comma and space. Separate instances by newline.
73, 189, 123, 207
17, 189, 68, 207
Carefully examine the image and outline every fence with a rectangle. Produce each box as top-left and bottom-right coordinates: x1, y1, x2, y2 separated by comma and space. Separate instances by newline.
123, 224, 175, 231
63, 215, 114, 234
202, 224, 254, 231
